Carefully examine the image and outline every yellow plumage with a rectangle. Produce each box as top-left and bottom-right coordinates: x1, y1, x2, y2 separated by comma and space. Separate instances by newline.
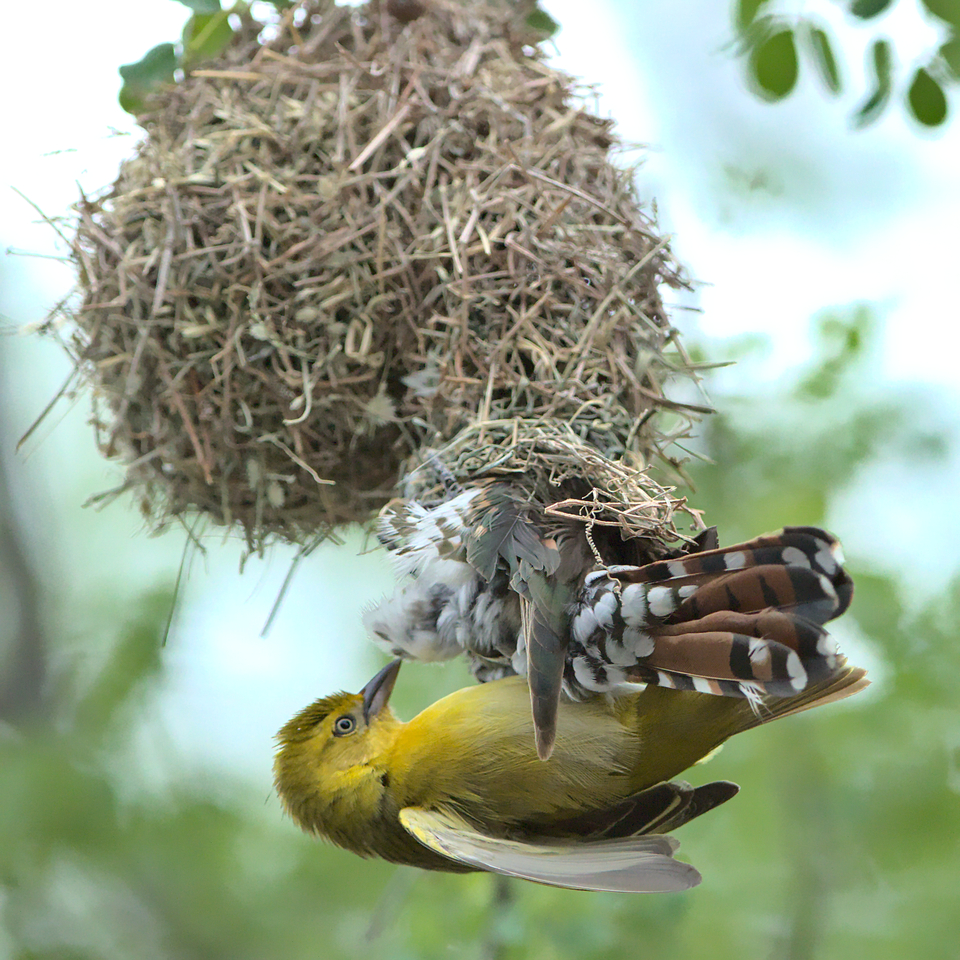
274, 660, 867, 892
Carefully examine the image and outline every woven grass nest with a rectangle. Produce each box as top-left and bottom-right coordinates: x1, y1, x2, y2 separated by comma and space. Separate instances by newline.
399, 418, 705, 554
59, 0, 709, 552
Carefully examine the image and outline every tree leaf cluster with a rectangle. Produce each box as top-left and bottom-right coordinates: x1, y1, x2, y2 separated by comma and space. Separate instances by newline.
735, 0, 958, 127
119, 0, 236, 115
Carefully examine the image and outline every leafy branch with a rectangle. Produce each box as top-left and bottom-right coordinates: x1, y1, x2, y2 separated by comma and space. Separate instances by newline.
735, 0, 959, 127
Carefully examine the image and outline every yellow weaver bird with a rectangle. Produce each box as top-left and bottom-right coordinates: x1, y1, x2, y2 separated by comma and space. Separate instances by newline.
274, 658, 868, 893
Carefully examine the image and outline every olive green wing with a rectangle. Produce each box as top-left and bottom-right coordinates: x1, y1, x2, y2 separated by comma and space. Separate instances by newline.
398, 806, 701, 893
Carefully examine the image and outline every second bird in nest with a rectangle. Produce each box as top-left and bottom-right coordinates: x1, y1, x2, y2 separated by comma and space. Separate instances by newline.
364, 479, 854, 759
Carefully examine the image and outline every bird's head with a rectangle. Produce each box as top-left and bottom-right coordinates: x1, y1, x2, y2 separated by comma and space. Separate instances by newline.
273, 660, 403, 837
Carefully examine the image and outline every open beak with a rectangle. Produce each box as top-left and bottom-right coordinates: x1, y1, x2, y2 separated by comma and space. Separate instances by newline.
361, 659, 402, 723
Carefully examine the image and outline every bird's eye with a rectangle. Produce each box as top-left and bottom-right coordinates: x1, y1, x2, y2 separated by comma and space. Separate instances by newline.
333, 715, 356, 736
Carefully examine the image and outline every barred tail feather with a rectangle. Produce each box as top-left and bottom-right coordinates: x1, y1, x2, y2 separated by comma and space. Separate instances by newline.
624, 663, 769, 703
668, 565, 846, 627
641, 610, 840, 692
607, 528, 853, 624
626, 658, 868, 725
656, 610, 837, 662
735, 658, 869, 728
638, 631, 810, 695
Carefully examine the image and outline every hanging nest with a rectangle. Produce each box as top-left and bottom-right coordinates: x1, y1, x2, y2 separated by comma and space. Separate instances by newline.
53, 0, 708, 552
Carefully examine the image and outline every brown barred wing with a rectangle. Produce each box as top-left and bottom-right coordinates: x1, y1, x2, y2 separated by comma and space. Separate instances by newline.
565, 528, 853, 702
611, 528, 853, 625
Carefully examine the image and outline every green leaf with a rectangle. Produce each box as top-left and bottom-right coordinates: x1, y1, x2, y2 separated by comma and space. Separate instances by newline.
749, 28, 799, 100
939, 37, 960, 78
736, 0, 773, 31
804, 24, 842, 93
118, 42, 178, 115
178, 0, 222, 12
907, 66, 949, 125
919, 0, 960, 29
182, 10, 235, 66
525, 8, 560, 38
853, 37, 893, 127
850, 0, 896, 18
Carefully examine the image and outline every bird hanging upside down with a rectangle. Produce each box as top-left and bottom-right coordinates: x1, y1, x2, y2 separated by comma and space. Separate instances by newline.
364, 480, 854, 759
274, 658, 868, 892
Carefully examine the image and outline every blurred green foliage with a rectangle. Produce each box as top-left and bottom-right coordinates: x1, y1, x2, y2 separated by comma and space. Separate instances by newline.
3, 305, 958, 958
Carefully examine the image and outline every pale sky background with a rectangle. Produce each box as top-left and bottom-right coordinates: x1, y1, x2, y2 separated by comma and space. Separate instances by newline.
1, 0, 958, 788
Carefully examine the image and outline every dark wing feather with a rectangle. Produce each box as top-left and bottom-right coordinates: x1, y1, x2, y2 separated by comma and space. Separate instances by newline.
465, 485, 559, 582
543, 780, 739, 841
